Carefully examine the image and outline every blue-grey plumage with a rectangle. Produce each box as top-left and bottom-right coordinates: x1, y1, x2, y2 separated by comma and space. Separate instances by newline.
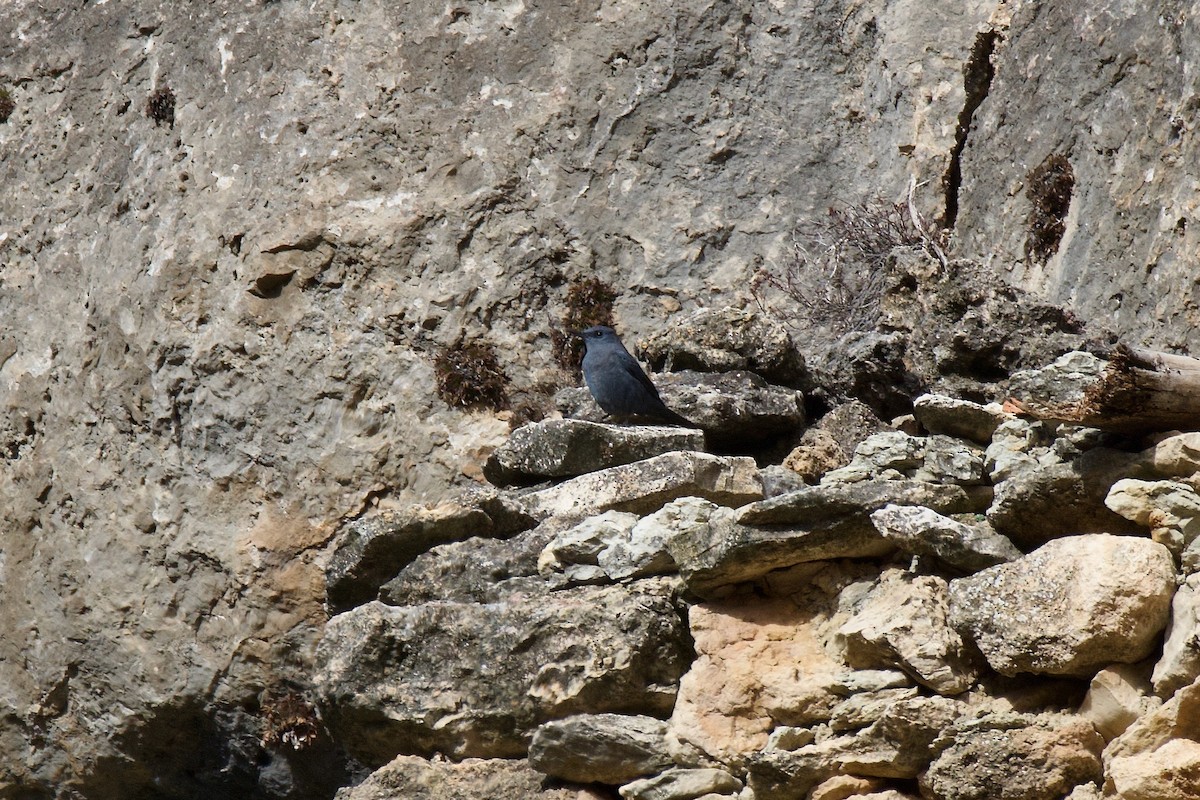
575, 325, 699, 428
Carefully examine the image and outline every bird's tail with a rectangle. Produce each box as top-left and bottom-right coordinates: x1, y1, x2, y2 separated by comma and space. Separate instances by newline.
656, 407, 703, 429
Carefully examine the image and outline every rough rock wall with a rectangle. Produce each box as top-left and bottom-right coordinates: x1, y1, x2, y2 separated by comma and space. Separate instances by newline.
0, 0, 1195, 796
954, 2, 1200, 348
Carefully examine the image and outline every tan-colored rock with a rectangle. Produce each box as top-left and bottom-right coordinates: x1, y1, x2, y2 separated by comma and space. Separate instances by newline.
520, 451, 762, 520
838, 569, 978, 695
948, 534, 1175, 677
809, 775, 890, 800
1106, 478, 1200, 567
1135, 431, 1200, 479
784, 428, 848, 482
1104, 738, 1200, 800
1104, 676, 1200, 778
1079, 664, 1161, 742
1153, 572, 1200, 697
667, 582, 858, 765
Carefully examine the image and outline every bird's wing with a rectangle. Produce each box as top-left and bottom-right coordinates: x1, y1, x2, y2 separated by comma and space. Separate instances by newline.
617, 352, 665, 401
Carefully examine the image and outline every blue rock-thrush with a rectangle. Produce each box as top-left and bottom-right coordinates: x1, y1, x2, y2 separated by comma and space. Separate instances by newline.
576, 325, 698, 428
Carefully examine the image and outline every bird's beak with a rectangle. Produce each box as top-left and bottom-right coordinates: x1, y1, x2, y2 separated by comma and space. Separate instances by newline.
569, 329, 584, 340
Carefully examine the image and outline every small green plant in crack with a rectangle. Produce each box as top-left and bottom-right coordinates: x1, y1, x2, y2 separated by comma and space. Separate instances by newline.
0, 88, 14, 124
435, 339, 511, 411
551, 277, 618, 370
145, 85, 176, 127
1024, 153, 1074, 264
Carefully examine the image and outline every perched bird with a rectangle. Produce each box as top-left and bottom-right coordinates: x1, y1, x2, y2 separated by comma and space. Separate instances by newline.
575, 325, 699, 428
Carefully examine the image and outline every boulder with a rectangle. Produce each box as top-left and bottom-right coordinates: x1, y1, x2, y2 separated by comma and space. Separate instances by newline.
837, 569, 978, 695
326, 503, 495, 613
918, 713, 1104, 800
332, 755, 605, 800
1106, 478, 1200, 567
528, 714, 674, 785
537, 511, 644, 586
869, 504, 1021, 574
517, 451, 762, 520
315, 580, 689, 765
1152, 572, 1200, 697
379, 525, 557, 606
484, 419, 705, 486
986, 450, 1142, 549
1079, 664, 1160, 742
949, 534, 1175, 677
638, 306, 807, 388
746, 696, 962, 800
912, 394, 1009, 444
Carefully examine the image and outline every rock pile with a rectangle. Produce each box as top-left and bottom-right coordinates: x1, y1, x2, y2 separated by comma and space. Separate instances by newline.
316, 331, 1200, 799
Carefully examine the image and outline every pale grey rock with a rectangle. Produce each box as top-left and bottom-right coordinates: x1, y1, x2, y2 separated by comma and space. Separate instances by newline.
917, 435, 987, 486
746, 696, 961, 800
1079, 664, 1160, 742
528, 714, 674, 785
1106, 478, 1200, 567
326, 503, 495, 613
1151, 572, 1200, 697
379, 525, 557, 606
518, 451, 762, 521
759, 465, 808, 498
1006, 352, 1108, 415
670, 481, 974, 598
912, 394, 1009, 444
739, 479, 979, 527
870, 504, 1021, 574
1134, 432, 1200, 478
984, 418, 1058, 483
828, 687, 920, 732
838, 570, 978, 695
639, 307, 807, 388
851, 432, 926, 473
827, 669, 917, 695
986, 449, 1143, 549
619, 768, 742, 800
948, 534, 1175, 677
603, 504, 690, 581
918, 713, 1104, 800
766, 726, 816, 751
314, 581, 688, 765
485, 420, 705, 486
538, 511, 642, 585
333, 755, 589, 800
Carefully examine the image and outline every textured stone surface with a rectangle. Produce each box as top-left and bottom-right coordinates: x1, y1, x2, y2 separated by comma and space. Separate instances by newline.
315, 581, 689, 765
7, 0, 1200, 792
1106, 478, 1200, 567
639, 306, 807, 387
869, 504, 1021, 574
912, 394, 1009, 444
518, 451, 762, 520
528, 714, 674, 785
1079, 664, 1160, 743
333, 755, 603, 800
326, 503, 495, 612
484, 419, 705, 486
1153, 573, 1200, 698
949, 535, 1175, 677
918, 713, 1104, 800
986, 451, 1143, 549
618, 768, 742, 800
838, 569, 978, 695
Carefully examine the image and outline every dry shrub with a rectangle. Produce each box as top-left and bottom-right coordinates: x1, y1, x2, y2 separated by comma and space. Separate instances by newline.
434, 339, 510, 411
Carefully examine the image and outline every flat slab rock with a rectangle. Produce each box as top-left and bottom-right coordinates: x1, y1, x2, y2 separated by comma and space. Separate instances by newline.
949, 534, 1175, 677
528, 713, 674, 785
333, 754, 599, 800
869, 504, 1021, 575
484, 419, 705, 486
516, 450, 762, 520
326, 502, 495, 613
666, 480, 978, 599
314, 579, 689, 766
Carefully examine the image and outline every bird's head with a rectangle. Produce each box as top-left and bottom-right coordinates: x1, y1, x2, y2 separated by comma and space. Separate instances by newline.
573, 325, 621, 350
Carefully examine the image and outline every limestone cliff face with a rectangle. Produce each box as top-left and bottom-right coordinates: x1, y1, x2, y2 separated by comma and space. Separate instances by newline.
0, 0, 1195, 797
